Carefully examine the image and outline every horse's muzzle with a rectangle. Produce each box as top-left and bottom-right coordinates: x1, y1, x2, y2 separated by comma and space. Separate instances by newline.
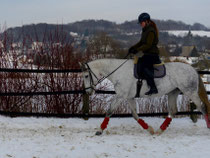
84, 87, 95, 95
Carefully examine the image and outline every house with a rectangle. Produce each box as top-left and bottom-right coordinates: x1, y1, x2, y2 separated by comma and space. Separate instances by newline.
180, 46, 199, 57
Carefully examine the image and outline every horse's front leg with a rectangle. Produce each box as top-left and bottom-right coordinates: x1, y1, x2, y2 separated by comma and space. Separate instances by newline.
127, 99, 154, 135
95, 110, 112, 136
95, 96, 123, 136
155, 116, 172, 135
155, 89, 179, 135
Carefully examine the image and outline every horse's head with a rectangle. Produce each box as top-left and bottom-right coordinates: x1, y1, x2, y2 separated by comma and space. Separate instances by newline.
79, 62, 97, 95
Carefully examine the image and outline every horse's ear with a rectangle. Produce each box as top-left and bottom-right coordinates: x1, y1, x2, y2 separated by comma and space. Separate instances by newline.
79, 62, 86, 71
79, 62, 82, 67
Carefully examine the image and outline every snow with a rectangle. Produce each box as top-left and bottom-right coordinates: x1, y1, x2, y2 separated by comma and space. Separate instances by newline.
161, 30, 210, 37
70, 32, 79, 37
0, 116, 210, 158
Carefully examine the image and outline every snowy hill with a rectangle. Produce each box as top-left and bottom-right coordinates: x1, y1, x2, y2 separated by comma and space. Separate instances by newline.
2, 19, 210, 50
162, 30, 210, 37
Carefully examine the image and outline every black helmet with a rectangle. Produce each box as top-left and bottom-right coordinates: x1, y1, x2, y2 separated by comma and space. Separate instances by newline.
138, 13, 150, 23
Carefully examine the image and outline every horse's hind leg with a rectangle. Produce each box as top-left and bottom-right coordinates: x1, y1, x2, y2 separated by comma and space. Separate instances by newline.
187, 92, 210, 128
156, 89, 180, 135
127, 99, 154, 135
189, 93, 207, 115
95, 95, 123, 135
179, 76, 210, 128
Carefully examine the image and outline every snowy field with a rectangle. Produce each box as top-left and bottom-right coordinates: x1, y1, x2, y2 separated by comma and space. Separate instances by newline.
162, 30, 210, 37
0, 116, 210, 158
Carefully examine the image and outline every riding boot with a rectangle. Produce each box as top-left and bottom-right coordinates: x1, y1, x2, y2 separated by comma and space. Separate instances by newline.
144, 78, 158, 95
144, 68, 158, 95
135, 80, 142, 98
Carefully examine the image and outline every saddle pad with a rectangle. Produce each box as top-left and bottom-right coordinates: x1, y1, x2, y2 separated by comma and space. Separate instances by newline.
154, 64, 166, 78
134, 63, 166, 79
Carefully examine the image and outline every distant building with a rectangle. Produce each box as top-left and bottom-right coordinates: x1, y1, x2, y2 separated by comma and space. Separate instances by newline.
180, 46, 199, 57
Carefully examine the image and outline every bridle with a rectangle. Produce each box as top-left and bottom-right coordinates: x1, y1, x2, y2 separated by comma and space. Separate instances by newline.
83, 59, 129, 92
83, 63, 98, 91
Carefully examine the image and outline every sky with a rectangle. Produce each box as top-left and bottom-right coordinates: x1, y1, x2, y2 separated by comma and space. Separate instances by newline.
0, 0, 210, 29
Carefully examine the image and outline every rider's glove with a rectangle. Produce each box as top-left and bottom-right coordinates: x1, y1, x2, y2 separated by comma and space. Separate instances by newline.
128, 47, 138, 54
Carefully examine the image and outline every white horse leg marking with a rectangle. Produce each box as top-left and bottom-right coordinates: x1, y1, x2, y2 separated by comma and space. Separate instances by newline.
127, 99, 154, 135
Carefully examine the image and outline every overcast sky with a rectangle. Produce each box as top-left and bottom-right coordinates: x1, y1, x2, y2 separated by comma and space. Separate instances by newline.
0, 0, 210, 28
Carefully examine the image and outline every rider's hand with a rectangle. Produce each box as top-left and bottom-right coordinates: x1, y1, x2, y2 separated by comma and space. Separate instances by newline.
128, 47, 138, 54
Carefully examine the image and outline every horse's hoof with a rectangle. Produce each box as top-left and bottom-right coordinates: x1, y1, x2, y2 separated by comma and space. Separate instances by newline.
95, 131, 103, 136
147, 126, 155, 135
156, 129, 164, 135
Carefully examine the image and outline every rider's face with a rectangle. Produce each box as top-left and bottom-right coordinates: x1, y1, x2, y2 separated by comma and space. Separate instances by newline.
140, 21, 146, 28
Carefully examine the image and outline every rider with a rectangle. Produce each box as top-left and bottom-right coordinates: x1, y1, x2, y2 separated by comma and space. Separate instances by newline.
129, 12, 161, 95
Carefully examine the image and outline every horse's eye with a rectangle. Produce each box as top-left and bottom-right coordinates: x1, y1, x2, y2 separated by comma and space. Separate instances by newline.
85, 75, 89, 78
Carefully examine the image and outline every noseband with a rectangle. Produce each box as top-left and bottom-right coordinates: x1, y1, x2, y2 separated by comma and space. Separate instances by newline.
83, 63, 99, 91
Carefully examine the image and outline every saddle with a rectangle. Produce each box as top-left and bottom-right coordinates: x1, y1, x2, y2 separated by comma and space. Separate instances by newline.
134, 57, 166, 79
133, 57, 166, 98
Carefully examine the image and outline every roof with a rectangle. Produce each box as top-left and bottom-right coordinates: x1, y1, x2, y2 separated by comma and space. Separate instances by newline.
180, 46, 199, 57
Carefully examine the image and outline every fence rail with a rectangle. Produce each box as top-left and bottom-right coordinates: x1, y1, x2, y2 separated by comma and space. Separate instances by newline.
0, 110, 202, 118
0, 68, 209, 74
0, 90, 209, 97
0, 68, 82, 73
0, 68, 209, 118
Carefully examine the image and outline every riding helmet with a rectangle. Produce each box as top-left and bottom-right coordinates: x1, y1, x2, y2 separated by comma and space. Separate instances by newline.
138, 12, 150, 23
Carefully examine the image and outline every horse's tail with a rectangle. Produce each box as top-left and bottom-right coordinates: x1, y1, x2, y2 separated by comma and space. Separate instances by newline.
198, 76, 210, 116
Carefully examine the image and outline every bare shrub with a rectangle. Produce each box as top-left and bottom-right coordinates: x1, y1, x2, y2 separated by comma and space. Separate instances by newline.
0, 24, 88, 114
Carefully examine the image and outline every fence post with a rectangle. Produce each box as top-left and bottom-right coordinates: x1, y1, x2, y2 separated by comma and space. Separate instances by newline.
82, 84, 90, 120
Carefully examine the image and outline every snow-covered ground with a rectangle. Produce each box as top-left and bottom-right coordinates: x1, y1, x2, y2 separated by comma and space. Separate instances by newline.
0, 116, 210, 158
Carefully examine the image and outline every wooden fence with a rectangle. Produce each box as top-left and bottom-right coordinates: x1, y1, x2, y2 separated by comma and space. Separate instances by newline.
0, 68, 209, 119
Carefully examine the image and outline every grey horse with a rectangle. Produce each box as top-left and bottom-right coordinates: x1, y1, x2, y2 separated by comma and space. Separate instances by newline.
80, 59, 210, 135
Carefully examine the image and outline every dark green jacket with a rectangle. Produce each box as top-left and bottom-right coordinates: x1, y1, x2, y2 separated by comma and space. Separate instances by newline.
132, 24, 159, 55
